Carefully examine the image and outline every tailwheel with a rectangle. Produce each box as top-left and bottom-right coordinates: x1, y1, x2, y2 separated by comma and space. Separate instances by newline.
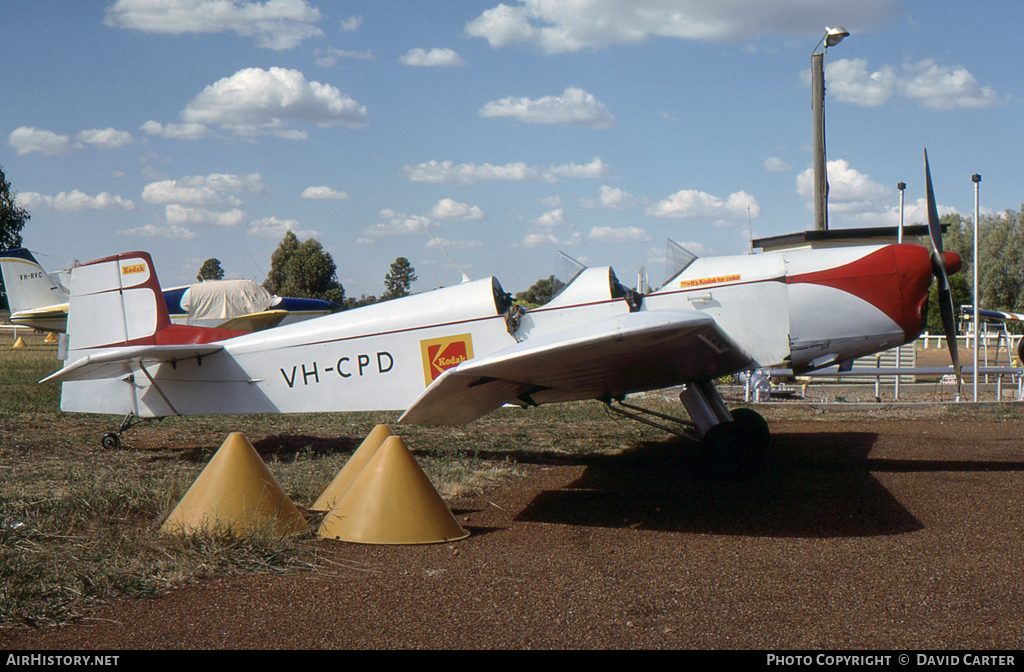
700, 410, 770, 480
98, 411, 143, 450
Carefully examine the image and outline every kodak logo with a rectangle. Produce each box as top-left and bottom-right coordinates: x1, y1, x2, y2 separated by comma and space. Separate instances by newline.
420, 334, 474, 386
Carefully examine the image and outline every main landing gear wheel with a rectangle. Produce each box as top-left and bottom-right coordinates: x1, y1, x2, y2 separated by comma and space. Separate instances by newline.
100, 432, 121, 450
701, 409, 770, 480
730, 408, 770, 448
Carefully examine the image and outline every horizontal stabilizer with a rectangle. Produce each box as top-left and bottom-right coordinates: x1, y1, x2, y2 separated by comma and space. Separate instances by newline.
41, 344, 225, 384
399, 309, 751, 425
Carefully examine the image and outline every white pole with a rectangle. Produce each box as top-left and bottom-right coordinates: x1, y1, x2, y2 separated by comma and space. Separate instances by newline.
896, 182, 905, 399
973, 173, 981, 401
897, 182, 905, 244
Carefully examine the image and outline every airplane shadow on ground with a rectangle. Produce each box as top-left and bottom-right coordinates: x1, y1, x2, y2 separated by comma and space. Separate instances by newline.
512, 430, 1024, 539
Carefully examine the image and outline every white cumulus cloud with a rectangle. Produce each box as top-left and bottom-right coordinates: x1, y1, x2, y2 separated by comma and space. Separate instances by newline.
118, 223, 197, 240
8, 127, 70, 155
429, 198, 485, 221
143, 173, 264, 207
104, 0, 323, 51
466, 0, 901, 53
399, 48, 466, 67
515, 231, 582, 248
165, 204, 247, 227
140, 120, 209, 140
647, 189, 759, 220
480, 87, 614, 128
180, 67, 368, 138
589, 226, 650, 243
75, 128, 134, 149
819, 58, 1000, 110
794, 159, 960, 225
18, 190, 136, 212
405, 157, 613, 185
364, 209, 438, 237
796, 160, 888, 216
301, 186, 349, 200
581, 185, 637, 209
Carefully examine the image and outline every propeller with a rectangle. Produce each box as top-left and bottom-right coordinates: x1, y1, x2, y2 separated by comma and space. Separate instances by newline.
924, 148, 962, 394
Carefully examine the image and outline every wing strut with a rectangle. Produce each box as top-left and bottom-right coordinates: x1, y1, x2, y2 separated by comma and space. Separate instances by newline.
137, 362, 182, 417
603, 397, 697, 439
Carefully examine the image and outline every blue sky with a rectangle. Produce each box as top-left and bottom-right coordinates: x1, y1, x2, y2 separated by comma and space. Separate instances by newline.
2, 1, 1021, 298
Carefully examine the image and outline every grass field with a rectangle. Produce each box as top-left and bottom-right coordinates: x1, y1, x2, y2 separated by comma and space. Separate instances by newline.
0, 330, 665, 628
4, 327, 1019, 629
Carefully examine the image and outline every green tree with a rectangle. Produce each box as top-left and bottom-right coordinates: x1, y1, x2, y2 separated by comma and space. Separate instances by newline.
263, 231, 345, 304
514, 275, 565, 308
978, 208, 1024, 312
343, 294, 378, 310
381, 256, 417, 301
197, 258, 225, 281
1, 164, 31, 310
0, 165, 28, 249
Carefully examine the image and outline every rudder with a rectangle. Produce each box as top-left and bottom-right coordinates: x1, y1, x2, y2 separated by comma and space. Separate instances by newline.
66, 251, 170, 351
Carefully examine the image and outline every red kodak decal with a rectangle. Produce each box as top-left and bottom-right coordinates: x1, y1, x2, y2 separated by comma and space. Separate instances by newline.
428, 340, 468, 380
420, 334, 474, 385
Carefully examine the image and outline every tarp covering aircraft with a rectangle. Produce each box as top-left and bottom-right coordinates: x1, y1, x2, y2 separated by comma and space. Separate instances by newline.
163, 279, 340, 331
40, 152, 962, 477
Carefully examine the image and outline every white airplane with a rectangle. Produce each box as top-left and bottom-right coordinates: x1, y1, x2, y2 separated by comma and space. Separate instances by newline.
0, 248, 70, 332
1, 248, 338, 334
41, 153, 962, 477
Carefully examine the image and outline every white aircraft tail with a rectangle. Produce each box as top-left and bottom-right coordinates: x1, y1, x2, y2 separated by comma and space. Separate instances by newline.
66, 251, 171, 351
0, 248, 68, 314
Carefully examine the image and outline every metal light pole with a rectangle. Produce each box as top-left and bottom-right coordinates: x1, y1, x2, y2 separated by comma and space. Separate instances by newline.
897, 182, 906, 243
895, 181, 906, 399
973, 173, 981, 401
811, 26, 849, 231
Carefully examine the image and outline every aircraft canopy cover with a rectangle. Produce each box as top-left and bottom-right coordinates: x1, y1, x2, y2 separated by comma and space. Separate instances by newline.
180, 279, 274, 321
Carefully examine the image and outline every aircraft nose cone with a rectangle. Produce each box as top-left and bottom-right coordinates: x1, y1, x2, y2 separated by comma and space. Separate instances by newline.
943, 251, 962, 275
898, 244, 937, 341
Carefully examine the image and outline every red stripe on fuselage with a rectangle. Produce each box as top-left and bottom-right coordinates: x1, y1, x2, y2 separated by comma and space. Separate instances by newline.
787, 244, 935, 340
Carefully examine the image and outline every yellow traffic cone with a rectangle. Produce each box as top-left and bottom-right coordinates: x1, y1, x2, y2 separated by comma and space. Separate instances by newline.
161, 432, 309, 537
318, 436, 469, 545
11, 337, 26, 349
43, 332, 57, 343
311, 424, 394, 511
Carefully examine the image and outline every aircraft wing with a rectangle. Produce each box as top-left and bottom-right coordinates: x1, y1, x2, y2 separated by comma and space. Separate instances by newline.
976, 308, 1024, 323
217, 309, 288, 332
41, 344, 225, 384
399, 309, 752, 425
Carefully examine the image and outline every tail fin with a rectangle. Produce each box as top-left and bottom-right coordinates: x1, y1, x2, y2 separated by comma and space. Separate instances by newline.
0, 248, 69, 314
66, 251, 247, 353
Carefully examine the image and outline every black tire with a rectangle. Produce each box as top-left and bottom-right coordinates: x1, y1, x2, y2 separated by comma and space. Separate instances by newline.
700, 419, 765, 480
100, 433, 120, 450
730, 408, 770, 449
